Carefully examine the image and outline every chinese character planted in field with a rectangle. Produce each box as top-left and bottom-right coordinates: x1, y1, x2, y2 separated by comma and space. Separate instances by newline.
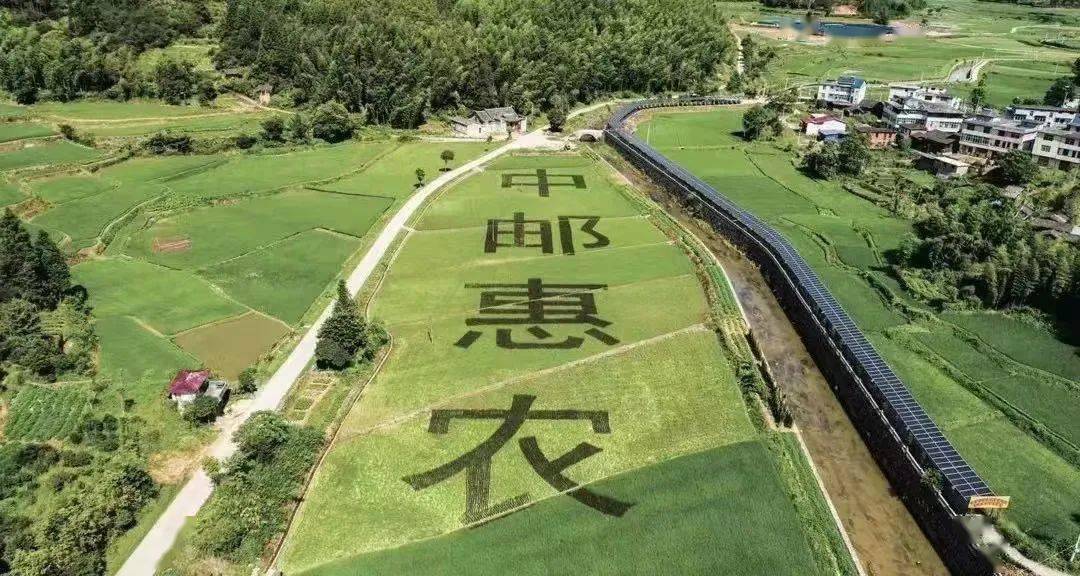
454, 278, 619, 349
485, 212, 610, 255
501, 168, 586, 198
402, 394, 632, 524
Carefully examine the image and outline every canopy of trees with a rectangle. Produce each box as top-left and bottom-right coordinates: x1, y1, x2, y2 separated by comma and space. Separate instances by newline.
895, 180, 1080, 326
760, 0, 926, 21
215, 0, 736, 127
0, 210, 94, 381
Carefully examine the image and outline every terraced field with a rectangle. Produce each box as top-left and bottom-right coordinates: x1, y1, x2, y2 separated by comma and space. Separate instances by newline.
278, 153, 852, 575
640, 107, 1080, 564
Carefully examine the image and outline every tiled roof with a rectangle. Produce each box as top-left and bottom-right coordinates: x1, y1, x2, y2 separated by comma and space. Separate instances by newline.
169, 369, 209, 396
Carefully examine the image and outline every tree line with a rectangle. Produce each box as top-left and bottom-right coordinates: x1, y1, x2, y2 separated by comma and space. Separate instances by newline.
215, 0, 736, 127
759, 0, 927, 22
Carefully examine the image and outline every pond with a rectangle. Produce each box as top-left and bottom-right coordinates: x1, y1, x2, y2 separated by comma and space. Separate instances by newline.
757, 18, 895, 38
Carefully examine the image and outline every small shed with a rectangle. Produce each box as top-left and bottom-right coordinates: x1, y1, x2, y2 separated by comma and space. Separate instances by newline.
913, 151, 970, 179
255, 83, 273, 106
801, 114, 846, 137
168, 369, 211, 405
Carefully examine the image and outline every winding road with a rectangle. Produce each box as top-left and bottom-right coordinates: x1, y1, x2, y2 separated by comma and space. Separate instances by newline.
115, 104, 604, 576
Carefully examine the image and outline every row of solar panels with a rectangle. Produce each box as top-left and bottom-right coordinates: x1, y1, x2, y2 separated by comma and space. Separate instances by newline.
604, 97, 995, 514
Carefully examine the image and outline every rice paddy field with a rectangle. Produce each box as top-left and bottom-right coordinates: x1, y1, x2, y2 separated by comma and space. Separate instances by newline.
276, 153, 852, 575
638, 107, 1080, 564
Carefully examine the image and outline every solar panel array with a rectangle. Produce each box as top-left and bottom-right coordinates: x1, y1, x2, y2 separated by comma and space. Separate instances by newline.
605, 98, 994, 514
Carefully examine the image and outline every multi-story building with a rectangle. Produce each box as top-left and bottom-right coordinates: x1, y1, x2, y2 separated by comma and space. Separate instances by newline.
887, 84, 962, 109
1033, 116, 1080, 171
883, 98, 966, 132
958, 110, 1040, 160
1005, 104, 1076, 128
816, 76, 867, 106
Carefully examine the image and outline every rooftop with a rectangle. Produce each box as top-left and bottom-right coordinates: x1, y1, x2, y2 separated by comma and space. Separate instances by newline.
473, 107, 522, 124
169, 369, 210, 396
1007, 104, 1074, 113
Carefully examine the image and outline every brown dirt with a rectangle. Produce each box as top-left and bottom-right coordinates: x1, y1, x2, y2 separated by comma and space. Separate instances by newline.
152, 236, 192, 253
595, 144, 948, 576
149, 449, 202, 485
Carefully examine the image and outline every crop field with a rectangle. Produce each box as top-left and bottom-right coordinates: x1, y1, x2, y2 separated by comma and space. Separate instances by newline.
30, 99, 213, 120
278, 154, 842, 575
0, 121, 54, 143
0, 181, 21, 206
174, 313, 290, 380
640, 108, 1080, 556
0, 140, 102, 172
950, 60, 1068, 108
4, 385, 89, 441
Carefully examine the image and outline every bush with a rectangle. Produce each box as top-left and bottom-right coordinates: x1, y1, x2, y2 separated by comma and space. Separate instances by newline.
547, 94, 569, 132
234, 133, 257, 149
183, 395, 219, 424
154, 58, 198, 105
998, 149, 1038, 186
261, 116, 286, 142
311, 101, 354, 143
741, 105, 780, 141
237, 367, 258, 394
143, 132, 192, 155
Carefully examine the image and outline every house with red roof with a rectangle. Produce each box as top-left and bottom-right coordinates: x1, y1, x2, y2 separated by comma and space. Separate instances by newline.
801, 114, 847, 138
167, 369, 230, 410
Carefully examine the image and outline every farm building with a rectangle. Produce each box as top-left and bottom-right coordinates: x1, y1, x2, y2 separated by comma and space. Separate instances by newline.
450, 107, 527, 138
256, 83, 273, 105
913, 151, 971, 179
855, 125, 896, 148
167, 369, 230, 410
801, 114, 846, 137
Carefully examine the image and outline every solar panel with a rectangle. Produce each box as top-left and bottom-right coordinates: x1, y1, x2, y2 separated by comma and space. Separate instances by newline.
606, 98, 998, 515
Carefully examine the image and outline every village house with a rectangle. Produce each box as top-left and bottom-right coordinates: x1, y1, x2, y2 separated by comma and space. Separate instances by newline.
887, 84, 962, 109
450, 107, 527, 138
884, 98, 966, 133
855, 125, 897, 149
1006, 104, 1076, 128
909, 130, 958, 154
801, 114, 846, 137
1033, 115, 1080, 171
816, 76, 867, 107
913, 151, 971, 179
958, 110, 1039, 160
167, 369, 230, 411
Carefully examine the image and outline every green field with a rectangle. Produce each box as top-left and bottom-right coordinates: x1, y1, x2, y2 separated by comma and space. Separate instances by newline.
278, 154, 843, 575
30, 99, 212, 120
0, 122, 54, 143
640, 107, 1080, 559
174, 313, 290, 380
0, 140, 102, 172
4, 385, 90, 441
951, 60, 1069, 108
0, 181, 22, 206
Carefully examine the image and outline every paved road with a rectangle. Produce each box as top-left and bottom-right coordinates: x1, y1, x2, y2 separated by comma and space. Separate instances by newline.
114, 106, 607, 575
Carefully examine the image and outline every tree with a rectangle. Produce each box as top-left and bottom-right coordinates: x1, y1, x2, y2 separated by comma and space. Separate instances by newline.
261, 116, 286, 142
1043, 77, 1075, 107
415, 168, 426, 187
237, 367, 258, 394
1073, 56, 1080, 87
311, 101, 354, 143
184, 395, 220, 424
154, 58, 198, 105
547, 94, 569, 132
741, 105, 778, 141
315, 280, 366, 370
197, 78, 217, 106
998, 149, 1038, 185
287, 113, 311, 143
838, 133, 871, 176
234, 411, 290, 462
969, 75, 988, 109
440, 149, 455, 171
803, 142, 841, 179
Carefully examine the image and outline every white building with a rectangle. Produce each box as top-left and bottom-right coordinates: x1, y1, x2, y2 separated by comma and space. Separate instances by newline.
801, 114, 847, 137
887, 84, 962, 109
883, 98, 966, 132
958, 111, 1039, 160
816, 76, 867, 106
1033, 116, 1080, 171
1005, 104, 1076, 128
450, 107, 528, 138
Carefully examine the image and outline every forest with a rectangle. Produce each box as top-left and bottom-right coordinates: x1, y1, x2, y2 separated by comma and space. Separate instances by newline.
1, 0, 737, 127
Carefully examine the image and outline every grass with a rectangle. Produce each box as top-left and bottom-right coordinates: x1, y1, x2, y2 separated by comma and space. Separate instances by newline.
319, 141, 491, 200
279, 153, 836, 575
96, 315, 200, 382
30, 99, 213, 120
640, 106, 1080, 554
0, 181, 23, 206
299, 442, 820, 576
74, 258, 245, 335
124, 189, 393, 270
0, 122, 54, 143
200, 230, 362, 325
4, 385, 89, 441
173, 312, 290, 380
950, 60, 1067, 108
0, 140, 102, 172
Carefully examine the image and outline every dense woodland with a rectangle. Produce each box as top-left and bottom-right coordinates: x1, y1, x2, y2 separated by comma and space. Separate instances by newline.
759, 0, 928, 21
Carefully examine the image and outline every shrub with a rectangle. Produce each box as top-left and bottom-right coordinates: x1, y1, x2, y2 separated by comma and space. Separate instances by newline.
237, 367, 258, 394
184, 395, 220, 424
311, 101, 354, 143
